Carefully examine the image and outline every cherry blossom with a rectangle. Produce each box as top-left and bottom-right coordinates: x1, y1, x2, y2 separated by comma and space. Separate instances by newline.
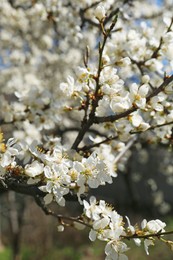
0, 1, 173, 259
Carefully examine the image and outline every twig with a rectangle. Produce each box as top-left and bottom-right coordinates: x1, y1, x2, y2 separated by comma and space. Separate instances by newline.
122, 230, 173, 240
152, 17, 173, 59
77, 135, 118, 152
130, 121, 173, 134
34, 195, 92, 228
114, 135, 137, 164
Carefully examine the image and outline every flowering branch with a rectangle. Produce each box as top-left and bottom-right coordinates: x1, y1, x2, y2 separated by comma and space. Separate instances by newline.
34, 195, 92, 229
77, 135, 118, 152
71, 13, 119, 150
122, 230, 173, 240
1, 1, 173, 259
130, 121, 173, 135
94, 74, 173, 124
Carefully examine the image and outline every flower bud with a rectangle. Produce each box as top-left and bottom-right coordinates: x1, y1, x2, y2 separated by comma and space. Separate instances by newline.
95, 5, 106, 21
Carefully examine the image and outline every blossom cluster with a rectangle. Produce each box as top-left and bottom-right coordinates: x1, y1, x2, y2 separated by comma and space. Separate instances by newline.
0, 0, 173, 259
0, 136, 116, 206
83, 197, 127, 260
0, 0, 172, 144
60, 62, 173, 142
83, 196, 167, 259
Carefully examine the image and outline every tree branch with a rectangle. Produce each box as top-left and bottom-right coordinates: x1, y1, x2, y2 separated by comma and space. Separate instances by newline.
76, 135, 118, 152
0, 175, 83, 202
94, 74, 173, 124
122, 230, 173, 240
71, 15, 119, 150
34, 195, 92, 228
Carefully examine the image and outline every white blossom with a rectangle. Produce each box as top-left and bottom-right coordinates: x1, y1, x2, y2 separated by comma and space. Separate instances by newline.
25, 160, 44, 177
141, 219, 166, 233
129, 83, 149, 109
0, 1, 173, 259
95, 5, 106, 21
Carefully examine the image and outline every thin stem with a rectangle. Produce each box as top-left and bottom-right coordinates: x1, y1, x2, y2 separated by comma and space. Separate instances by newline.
152, 17, 173, 59
34, 195, 92, 228
130, 121, 173, 134
122, 230, 173, 240
77, 135, 118, 152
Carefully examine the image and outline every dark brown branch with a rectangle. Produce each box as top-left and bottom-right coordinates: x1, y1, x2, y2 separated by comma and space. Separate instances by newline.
130, 121, 173, 134
152, 18, 173, 59
146, 74, 173, 101
94, 74, 173, 124
54, 127, 107, 138
103, 8, 119, 26
122, 230, 173, 240
1, 177, 44, 197
8, 0, 34, 9
34, 195, 92, 228
80, 1, 103, 28
0, 175, 83, 202
130, 58, 145, 75
77, 135, 118, 152
71, 15, 118, 150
